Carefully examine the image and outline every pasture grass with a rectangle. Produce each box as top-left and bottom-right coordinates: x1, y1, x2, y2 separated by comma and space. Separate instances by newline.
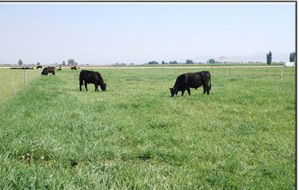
0, 66, 296, 189
0, 68, 40, 103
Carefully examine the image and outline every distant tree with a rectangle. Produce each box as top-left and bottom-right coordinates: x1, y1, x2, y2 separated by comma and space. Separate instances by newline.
148, 61, 159, 64
266, 51, 272, 65
68, 59, 75, 66
169, 61, 178, 64
75, 62, 78, 66
18, 59, 23, 66
62, 61, 66, 65
161, 60, 166, 64
37, 62, 40, 65
289, 52, 296, 62
168, 61, 177, 64
207, 59, 216, 64
186, 59, 194, 64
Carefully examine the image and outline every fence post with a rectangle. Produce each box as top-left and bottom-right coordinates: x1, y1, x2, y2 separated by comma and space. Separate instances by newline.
12, 75, 16, 95
281, 67, 284, 81
226, 68, 230, 76
24, 69, 27, 86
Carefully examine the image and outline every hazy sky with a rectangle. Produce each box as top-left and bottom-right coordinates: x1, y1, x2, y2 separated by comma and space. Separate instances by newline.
0, 3, 296, 65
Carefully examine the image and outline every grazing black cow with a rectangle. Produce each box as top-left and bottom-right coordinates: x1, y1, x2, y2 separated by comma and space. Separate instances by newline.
41, 67, 56, 75
36, 65, 42, 69
57, 66, 62, 71
71, 66, 77, 70
79, 70, 107, 91
170, 71, 211, 97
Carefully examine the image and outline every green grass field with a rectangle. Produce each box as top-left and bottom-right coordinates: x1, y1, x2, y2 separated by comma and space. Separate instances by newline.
0, 66, 296, 189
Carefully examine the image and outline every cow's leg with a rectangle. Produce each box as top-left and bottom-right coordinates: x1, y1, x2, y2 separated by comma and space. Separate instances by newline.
207, 85, 210, 95
181, 90, 185, 96
203, 84, 209, 94
84, 82, 88, 91
80, 81, 83, 91
187, 88, 191, 95
94, 83, 98, 91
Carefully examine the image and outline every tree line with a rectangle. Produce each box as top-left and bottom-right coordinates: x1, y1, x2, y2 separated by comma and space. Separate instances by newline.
17, 59, 78, 66
150, 52, 296, 65
148, 60, 193, 64
14, 52, 297, 66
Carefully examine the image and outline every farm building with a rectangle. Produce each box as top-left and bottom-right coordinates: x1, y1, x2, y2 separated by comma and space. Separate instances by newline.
284, 62, 295, 67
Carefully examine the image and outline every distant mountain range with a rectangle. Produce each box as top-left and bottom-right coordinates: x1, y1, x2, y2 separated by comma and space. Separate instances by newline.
192, 52, 290, 63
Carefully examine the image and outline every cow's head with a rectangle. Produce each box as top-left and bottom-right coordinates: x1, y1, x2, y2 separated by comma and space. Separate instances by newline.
100, 83, 107, 91
41, 68, 48, 75
169, 87, 176, 97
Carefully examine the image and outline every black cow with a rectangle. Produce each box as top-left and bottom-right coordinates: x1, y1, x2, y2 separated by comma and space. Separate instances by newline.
170, 71, 211, 97
41, 67, 56, 75
79, 70, 107, 91
36, 65, 42, 69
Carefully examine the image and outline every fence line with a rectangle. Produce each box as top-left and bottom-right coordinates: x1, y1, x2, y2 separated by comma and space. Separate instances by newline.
157, 67, 295, 78
85, 65, 285, 69
0, 69, 41, 104
1, 67, 295, 104
12, 75, 16, 95
24, 69, 28, 87
281, 68, 284, 81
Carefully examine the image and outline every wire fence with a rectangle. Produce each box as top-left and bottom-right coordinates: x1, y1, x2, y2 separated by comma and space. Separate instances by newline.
0, 66, 296, 104
0, 69, 41, 104
157, 66, 296, 78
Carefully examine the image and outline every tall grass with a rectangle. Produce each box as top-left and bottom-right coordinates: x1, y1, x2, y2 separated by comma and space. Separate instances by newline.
0, 67, 295, 189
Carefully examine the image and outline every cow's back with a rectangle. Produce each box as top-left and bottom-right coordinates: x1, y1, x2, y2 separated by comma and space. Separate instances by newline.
185, 72, 203, 88
80, 70, 91, 81
48, 67, 55, 74
80, 70, 98, 83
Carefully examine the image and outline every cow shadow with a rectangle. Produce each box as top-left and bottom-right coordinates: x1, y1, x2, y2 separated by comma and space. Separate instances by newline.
64, 87, 114, 93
